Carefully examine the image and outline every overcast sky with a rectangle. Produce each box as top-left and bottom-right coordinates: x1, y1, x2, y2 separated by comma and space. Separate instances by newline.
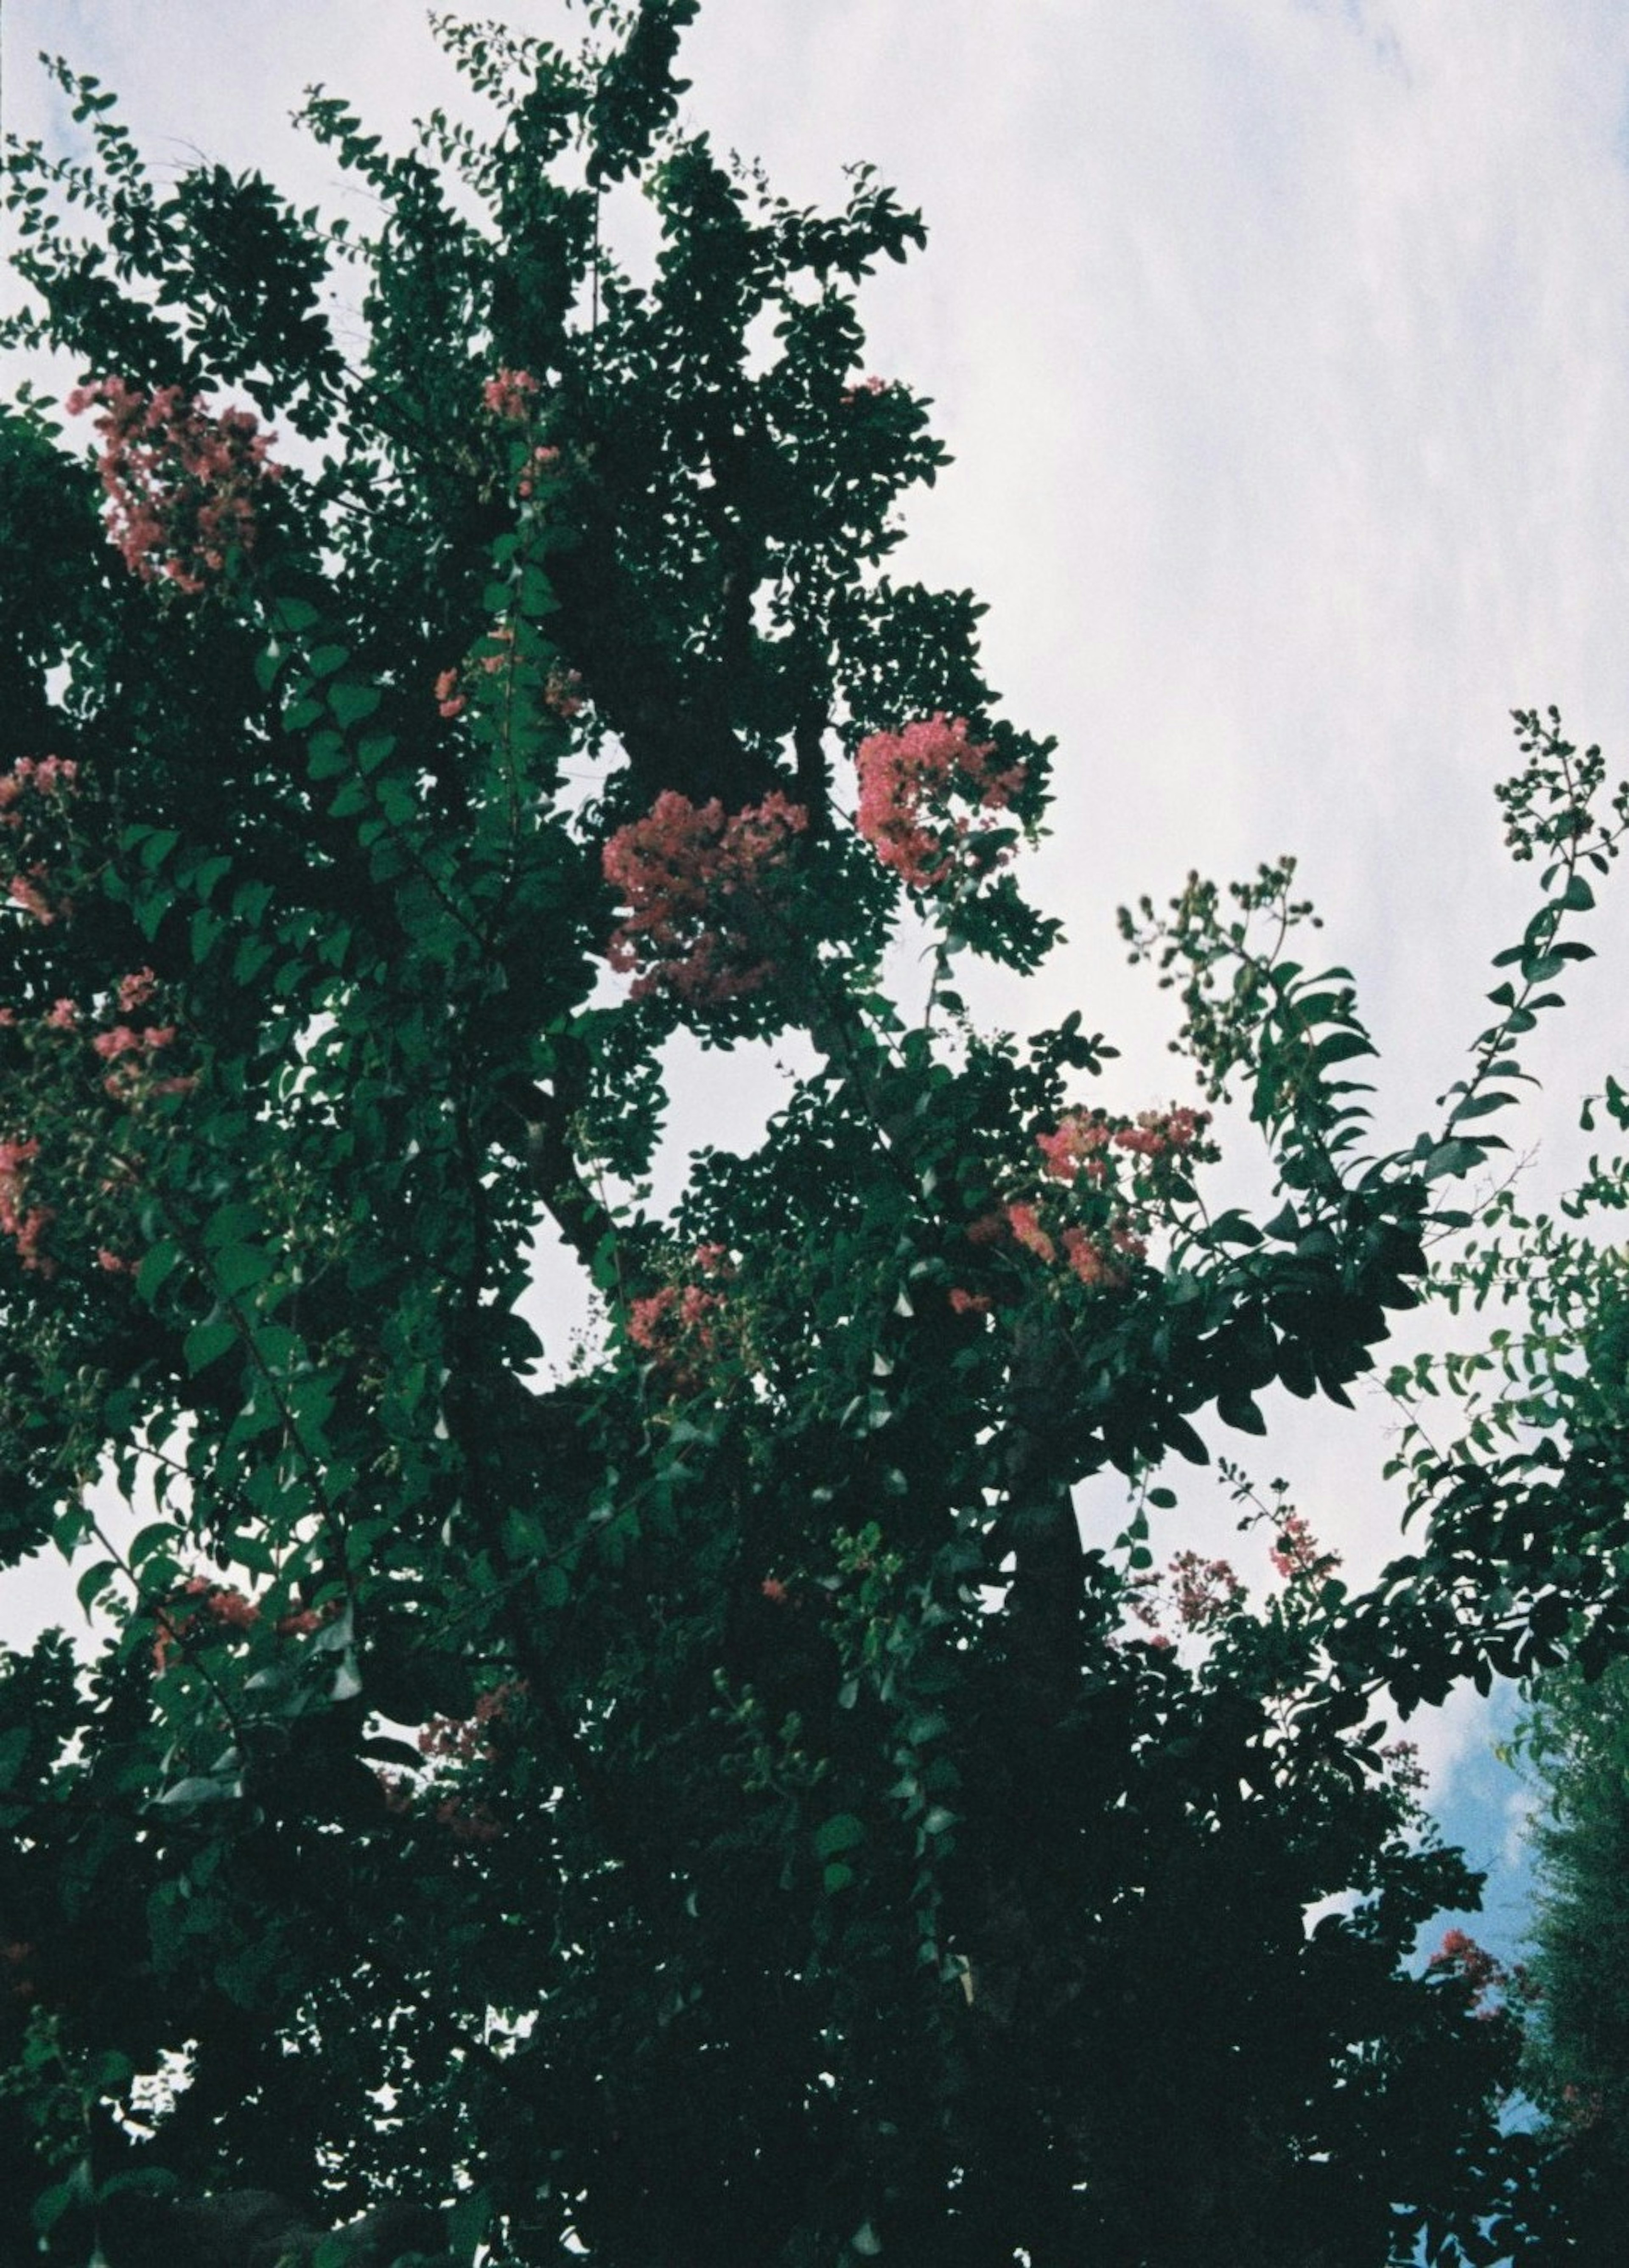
6, 0, 1629, 1945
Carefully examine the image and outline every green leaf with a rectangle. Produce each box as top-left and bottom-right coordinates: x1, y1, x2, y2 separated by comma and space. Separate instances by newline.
306, 729, 348, 779
327, 678, 382, 729
1424, 1138, 1485, 1182
270, 596, 320, 634
135, 1238, 185, 1301
812, 1811, 866, 1859
1450, 1090, 1518, 1121
0, 1724, 31, 1791
184, 1313, 241, 1374
448, 2186, 493, 2266
213, 1245, 273, 1299
1163, 1416, 1209, 1465
76, 1559, 119, 1615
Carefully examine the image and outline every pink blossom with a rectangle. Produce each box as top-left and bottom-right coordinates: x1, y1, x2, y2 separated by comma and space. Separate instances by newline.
1005, 1201, 1055, 1264
603, 789, 808, 1006
45, 999, 78, 1031
481, 366, 540, 420
1168, 1550, 1243, 1631
96, 1248, 135, 1274
1269, 1511, 1341, 1584
0, 1139, 52, 1276
434, 667, 466, 720
116, 969, 157, 1012
544, 665, 584, 718
854, 712, 1025, 891
1037, 1111, 1111, 1183
761, 1577, 789, 1606
7, 869, 59, 925
1060, 1227, 1128, 1290
948, 1286, 991, 1315
67, 378, 280, 590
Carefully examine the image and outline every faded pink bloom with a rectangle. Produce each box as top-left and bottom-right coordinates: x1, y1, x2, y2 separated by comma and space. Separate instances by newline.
1037, 1111, 1112, 1183
948, 1286, 991, 1315
1114, 1106, 1208, 1159
965, 1210, 1008, 1248
204, 1586, 259, 1631
95, 1248, 135, 1274
45, 999, 78, 1030
761, 1577, 789, 1606
434, 667, 466, 720
116, 968, 157, 1012
544, 665, 584, 718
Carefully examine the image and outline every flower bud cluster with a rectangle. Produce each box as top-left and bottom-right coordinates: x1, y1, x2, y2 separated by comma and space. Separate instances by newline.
67, 378, 282, 592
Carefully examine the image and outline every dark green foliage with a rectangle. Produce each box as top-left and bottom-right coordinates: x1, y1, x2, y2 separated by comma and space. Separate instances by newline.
2, 11, 1627, 2265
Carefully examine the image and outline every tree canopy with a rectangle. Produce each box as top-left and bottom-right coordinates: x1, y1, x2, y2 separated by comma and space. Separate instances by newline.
3, 6, 1629, 2262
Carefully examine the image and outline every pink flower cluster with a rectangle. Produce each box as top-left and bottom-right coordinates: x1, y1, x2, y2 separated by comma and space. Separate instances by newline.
419, 1679, 527, 1766
1000, 1199, 1144, 1290
1037, 1105, 1208, 1183
96, 1015, 190, 1104
481, 366, 541, 420
0, 757, 79, 927
1428, 1928, 1505, 2013
0, 755, 77, 824
1269, 1511, 1341, 1585
151, 1576, 321, 1672
0, 1138, 52, 1276
627, 1244, 735, 1393
854, 712, 1025, 891
543, 664, 583, 718
1168, 1550, 1244, 1631
517, 443, 561, 501
604, 790, 809, 1005
67, 378, 282, 592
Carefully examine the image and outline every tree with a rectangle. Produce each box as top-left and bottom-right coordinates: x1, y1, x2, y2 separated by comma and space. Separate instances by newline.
1380, 1088, 1629, 2258
0, 6, 1623, 2261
